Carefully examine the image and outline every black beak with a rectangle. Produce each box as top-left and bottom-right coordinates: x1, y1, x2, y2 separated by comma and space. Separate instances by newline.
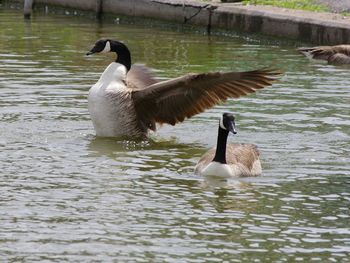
228, 119, 237, 135
86, 45, 99, 56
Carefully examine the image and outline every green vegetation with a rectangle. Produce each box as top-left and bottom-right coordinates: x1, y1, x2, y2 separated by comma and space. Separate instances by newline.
241, 0, 329, 12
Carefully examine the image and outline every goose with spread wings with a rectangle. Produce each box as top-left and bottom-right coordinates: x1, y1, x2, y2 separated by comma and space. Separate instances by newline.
86, 39, 280, 139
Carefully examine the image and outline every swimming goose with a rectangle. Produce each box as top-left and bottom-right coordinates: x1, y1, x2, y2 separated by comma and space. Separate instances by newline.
86, 39, 280, 139
298, 45, 350, 64
194, 113, 261, 178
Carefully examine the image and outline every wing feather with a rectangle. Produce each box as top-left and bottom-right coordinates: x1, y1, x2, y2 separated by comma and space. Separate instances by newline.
126, 64, 157, 90
126, 64, 158, 130
132, 69, 280, 126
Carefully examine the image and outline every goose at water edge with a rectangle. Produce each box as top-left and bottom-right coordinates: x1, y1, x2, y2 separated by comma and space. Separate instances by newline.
298, 45, 350, 64
194, 113, 262, 178
86, 39, 280, 139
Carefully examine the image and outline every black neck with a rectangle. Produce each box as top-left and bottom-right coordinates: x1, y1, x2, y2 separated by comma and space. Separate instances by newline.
212, 126, 229, 164
110, 41, 131, 71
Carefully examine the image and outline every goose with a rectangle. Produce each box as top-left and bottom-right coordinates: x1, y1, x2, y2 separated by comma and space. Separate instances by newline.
86, 39, 280, 139
194, 113, 261, 178
298, 45, 350, 64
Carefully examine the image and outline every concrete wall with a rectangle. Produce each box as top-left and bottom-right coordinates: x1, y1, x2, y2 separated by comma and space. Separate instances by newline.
211, 6, 350, 44
103, 0, 210, 25
30, 0, 350, 44
34, 0, 211, 25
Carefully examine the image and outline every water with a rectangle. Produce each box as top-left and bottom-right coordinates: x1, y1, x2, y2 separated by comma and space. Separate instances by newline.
1, 3, 349, 262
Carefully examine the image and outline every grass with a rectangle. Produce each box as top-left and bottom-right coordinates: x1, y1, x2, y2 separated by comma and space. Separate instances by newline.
201, 0, 350, 15
241, 0, 329, 12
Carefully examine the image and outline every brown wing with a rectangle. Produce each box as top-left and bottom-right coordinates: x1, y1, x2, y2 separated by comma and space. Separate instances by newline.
126, 64, 158, 131
331, 45, 350, 56
132, 69, 280, 126
226, 144, 260, 169
126, 64, 157, 90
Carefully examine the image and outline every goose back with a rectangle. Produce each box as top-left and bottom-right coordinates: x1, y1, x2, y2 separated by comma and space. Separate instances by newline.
126, 64, 158, 90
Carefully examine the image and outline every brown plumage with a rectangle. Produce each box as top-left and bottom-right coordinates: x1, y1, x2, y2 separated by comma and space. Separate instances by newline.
298, 45, 350, 64
132, 69, 280, 127
126, 64, 157, 90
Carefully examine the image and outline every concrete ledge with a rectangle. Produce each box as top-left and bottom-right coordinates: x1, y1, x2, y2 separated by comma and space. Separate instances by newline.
105, 0, 211, 24
212, 5, 350, 44
32, 0, 350, 44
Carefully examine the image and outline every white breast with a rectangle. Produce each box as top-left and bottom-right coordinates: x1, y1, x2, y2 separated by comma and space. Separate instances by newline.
200, 162, 234, 178
88, 63, 143, 138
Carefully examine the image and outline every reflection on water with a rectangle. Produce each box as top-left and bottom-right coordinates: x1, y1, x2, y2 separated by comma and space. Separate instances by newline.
0, 4, 350, 262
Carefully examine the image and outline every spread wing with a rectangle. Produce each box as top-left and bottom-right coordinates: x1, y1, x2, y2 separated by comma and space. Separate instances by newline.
126, 64, 158, 90
132, 69, 280, 126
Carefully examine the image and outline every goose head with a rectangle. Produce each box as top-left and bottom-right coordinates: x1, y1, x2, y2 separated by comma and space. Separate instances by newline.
86, 39, 131, 71
220, 112, 237, 135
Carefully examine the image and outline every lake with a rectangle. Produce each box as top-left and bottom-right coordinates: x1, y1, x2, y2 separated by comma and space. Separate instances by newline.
0, 2, 349, 262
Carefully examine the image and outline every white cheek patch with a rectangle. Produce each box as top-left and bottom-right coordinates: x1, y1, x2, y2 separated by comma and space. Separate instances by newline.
219, 116, 226, 130
101, 41, 111, 53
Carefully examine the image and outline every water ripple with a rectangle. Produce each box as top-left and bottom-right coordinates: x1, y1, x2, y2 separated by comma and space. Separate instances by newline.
0, 6, 349, 262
